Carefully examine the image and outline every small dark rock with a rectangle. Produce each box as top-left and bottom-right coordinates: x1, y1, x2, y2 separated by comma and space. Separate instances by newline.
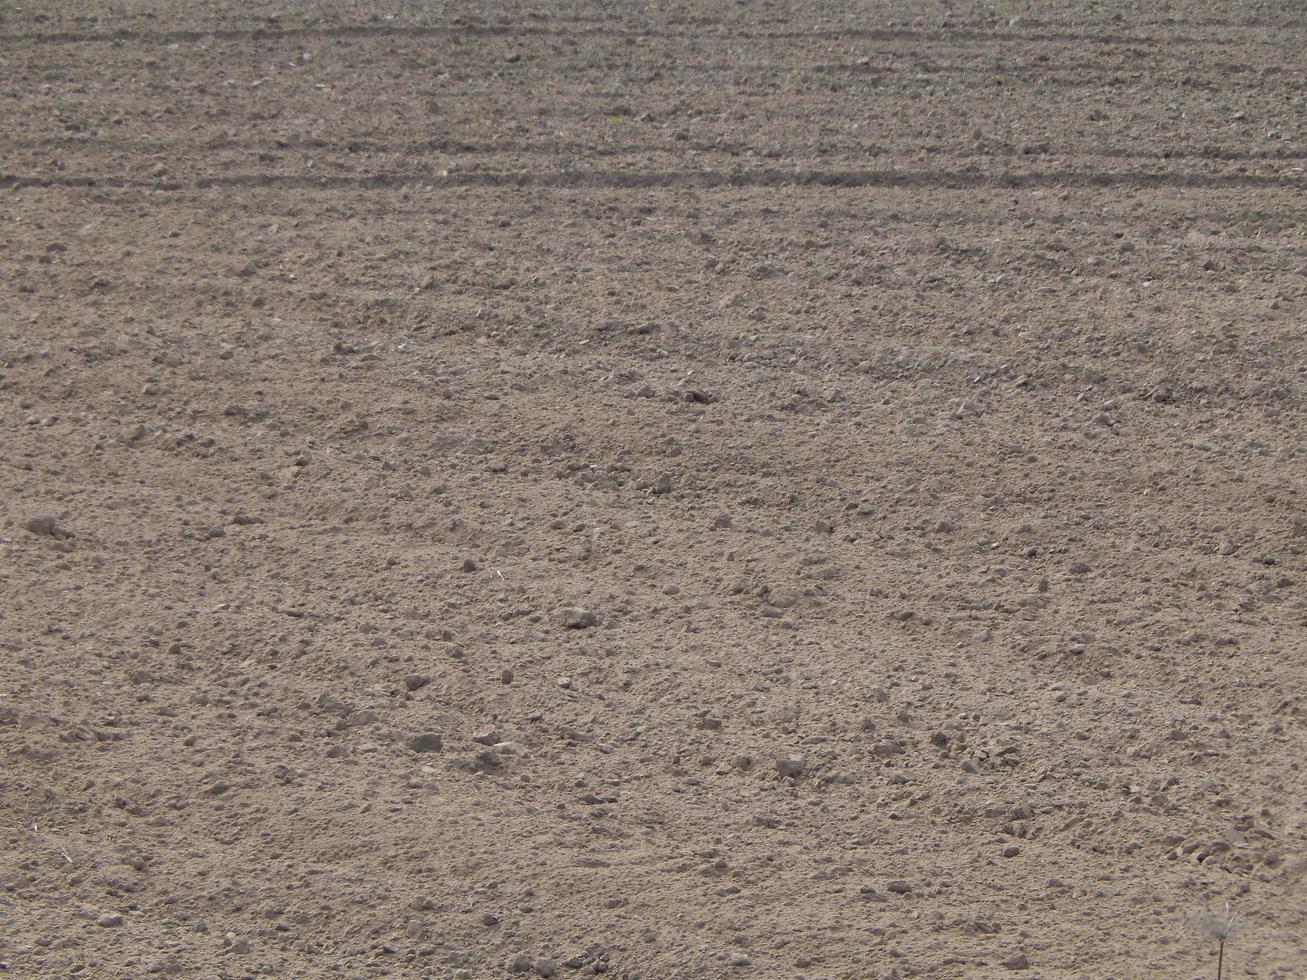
560, 607, 598, 629
776, 755, 806, 779
407, 734, 443, 753
26, 516, 68, 538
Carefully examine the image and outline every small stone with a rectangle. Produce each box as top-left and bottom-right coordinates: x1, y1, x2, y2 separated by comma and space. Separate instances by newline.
480, 912, 499, 926
930, 730, 949, 747
500, 669, 515, 684
887, 880, 912, 894
872, 739, 903, 757
1003, 952, 1030, 971
345, 708, 382, 728
26, 516, 60, 537
1003, 845, 1021, 858
652, 473, 673, 495
729, 954, 751, 967
407, 733, 443, 753
557, 676, 573, 689
961, 758, 982, 774
404, 674, 430, 691
560, 607, 598, 629
462, 558, 479, 572
316, 693, 351, 716
775, 755, 806, 779
472, 731, 502, 746
534, 959, 557, 978
97, 913, 124, 927
712, 513, 733, 529
506, 954, 533, 974
224, 934, 251, 954
1069, 562, 1091, 575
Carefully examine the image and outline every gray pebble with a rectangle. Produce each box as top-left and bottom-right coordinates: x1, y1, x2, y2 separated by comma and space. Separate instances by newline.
407, 733, 442, 753
776, 755, 806, 779
26, 516, 60, 537
872, 739, 903, 757
560, 607, 598, 629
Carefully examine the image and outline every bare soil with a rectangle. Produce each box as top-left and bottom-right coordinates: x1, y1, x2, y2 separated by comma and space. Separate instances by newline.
2, 1, 1305, 977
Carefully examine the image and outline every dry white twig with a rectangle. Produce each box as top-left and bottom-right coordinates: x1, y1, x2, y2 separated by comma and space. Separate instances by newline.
1186, 903, 1242, 942
1185, 904, 1244, 980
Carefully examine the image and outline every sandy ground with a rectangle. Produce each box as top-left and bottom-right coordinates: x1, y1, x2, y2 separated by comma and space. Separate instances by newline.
2, 1, 1306, 977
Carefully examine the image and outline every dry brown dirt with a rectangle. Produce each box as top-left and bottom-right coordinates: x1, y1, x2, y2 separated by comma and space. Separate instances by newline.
2, 1, 1306, 977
